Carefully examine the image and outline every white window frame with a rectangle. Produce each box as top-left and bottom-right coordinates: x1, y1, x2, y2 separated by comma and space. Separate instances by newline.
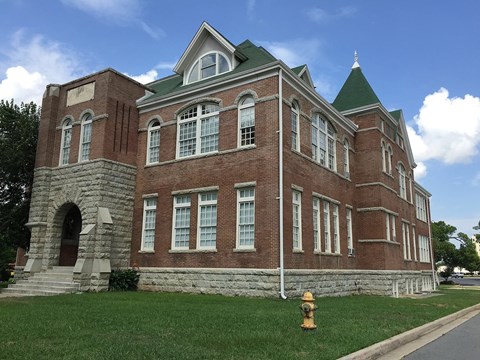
412, 226, 417, 261
146, 120, 161, 164
291, 103, 300, 151
197, 192, 218, 249
323, 200, 331, 253
292, 190, 302, 251
419, 235, 431, 263
79, 113, 92, 162
177, 104, 219, 158
238, 96, 255, 147
415, 194, 427, 222
333, 204, 340, 254
343, 139, 350, 178
236, 187, 255, 249
386, 213, 396, 242
141, 197, 157, 251
187, 51, 232, 84
346, 207, 353, 255
399, 164, 407, 199
172, 195, 191, 250
60, 118, 72, 166
313, 198, 321, 252
312, 114, 336, 171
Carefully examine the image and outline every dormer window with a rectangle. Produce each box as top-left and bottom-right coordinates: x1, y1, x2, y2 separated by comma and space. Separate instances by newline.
188, 52, 231, 84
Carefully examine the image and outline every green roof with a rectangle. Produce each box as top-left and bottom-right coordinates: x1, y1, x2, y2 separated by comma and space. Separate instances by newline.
389, 109, 402, 121
332, 67, 381, 112
143, 40, 277, 101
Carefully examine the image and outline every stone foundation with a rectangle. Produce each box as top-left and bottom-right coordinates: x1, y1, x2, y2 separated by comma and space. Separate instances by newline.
138, 268, 435, 298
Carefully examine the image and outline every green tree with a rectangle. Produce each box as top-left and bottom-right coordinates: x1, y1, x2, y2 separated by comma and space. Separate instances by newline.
431, 221, 458, 270
0, 99, 40, 273
456, 233, 480, 273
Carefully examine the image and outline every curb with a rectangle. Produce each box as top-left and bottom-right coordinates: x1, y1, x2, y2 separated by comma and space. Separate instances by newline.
338, 303, 480, 360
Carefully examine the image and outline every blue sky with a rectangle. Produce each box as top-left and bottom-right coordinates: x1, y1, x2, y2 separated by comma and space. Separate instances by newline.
1, 0, 479, 237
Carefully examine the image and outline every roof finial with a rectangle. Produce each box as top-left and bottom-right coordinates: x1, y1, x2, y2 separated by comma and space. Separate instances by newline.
352, 50, 360, 69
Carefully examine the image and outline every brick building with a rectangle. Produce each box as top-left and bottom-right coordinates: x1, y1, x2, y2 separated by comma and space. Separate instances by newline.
21, 22, 434, 297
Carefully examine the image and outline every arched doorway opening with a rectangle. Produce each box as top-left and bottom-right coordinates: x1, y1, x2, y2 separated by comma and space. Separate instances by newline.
59, 205, 82, 266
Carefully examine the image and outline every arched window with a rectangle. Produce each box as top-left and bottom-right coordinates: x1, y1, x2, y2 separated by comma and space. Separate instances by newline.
382, 141, 392, 174
79, 113, 92, 161
399, 164, 407, 199
238, 96, 255, 147
177, 103, 219, 158
343, 139, 350, 178
291, 102, 300, 151
147, 120, 161, 164
60, 118, 72, 166
188, 52, 231, 84
312, 114, 336, 170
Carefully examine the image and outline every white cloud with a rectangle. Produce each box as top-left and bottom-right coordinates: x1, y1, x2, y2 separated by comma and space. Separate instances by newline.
124, 69, 158, 84
410, 88, 480, 164
0, 31, 84, 104
61, 0, 164, 39
258, 39, 322, 68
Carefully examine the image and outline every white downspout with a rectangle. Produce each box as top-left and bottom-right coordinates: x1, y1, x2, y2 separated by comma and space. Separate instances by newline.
427, 198, 436, 290
278, 68, 287, 299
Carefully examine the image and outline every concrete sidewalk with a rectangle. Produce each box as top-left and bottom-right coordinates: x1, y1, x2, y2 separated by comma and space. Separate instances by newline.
339, 303, 480, 360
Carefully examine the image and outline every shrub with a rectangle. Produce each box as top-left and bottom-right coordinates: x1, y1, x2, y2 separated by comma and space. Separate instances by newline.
108, 269, 140, 291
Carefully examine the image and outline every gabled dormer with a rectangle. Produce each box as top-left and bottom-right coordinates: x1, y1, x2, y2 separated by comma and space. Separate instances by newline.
291, 64, 315, 89
173, 22, 247, 86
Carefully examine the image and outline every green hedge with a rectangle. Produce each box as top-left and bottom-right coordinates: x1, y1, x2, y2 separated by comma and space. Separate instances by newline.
108, 269, 140, 291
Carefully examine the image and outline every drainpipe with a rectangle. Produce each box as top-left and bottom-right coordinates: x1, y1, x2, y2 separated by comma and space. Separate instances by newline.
427, 198, 436, 290
278, 68, 287, 299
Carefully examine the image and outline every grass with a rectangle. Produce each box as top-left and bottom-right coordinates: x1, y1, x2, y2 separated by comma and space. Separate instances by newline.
1, 287, 479, 360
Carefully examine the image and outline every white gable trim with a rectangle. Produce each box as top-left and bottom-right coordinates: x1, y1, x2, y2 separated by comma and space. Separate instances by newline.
174, 22, 236, 75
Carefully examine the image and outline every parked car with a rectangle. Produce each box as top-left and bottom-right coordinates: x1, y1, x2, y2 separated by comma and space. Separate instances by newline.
452, 272, 464, 278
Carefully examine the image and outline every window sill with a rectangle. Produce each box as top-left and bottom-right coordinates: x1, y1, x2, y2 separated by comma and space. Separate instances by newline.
314, 251, 342, 257
169, 249, 217, 254
233, 248, 256, 253
293, 249, 304, 254
138, 250, 155, 254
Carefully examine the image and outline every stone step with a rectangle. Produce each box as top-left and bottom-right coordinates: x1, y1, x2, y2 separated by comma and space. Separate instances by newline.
3, 267, 80, 297
2, 287, 75, 296
9, 283, 79, 292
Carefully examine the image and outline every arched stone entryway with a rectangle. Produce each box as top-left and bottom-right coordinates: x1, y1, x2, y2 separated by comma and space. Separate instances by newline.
59, 205, 82, 266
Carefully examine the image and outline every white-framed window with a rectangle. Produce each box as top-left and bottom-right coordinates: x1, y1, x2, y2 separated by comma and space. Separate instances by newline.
313, 198, 321, 252
323, 200, 331, 253
333, 204, 340, 253
386, 213, 396, 242
382, 141, 392, 174
197, 192, 217, 249
187, 52, 231, 84
292, 190, 302, 251
415, 194, 427, 221
406, 223, 411, 259
60, 118, 72, 166
343, 139, 350, 178
141, 197, 157, 251
237, 187, 255, 249
177, 104, 219, 158
399, 164, 407, 199
291, 103, 300, 151
402, 222, 410, 259
346, 207, 353, 255
419, 235, 431, 262
79, 113, 92, 161
147, 120, 161, 164
312, 114, 336, 170
238, 96, 255, 146
172, 195, 191, 249
412, 226, 417, 261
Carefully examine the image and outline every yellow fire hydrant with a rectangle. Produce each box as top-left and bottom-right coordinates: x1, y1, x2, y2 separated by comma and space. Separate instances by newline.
300, 291, 317, 331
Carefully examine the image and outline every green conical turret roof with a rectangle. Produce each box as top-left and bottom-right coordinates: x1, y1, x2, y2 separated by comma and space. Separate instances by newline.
332, 55, 381, 112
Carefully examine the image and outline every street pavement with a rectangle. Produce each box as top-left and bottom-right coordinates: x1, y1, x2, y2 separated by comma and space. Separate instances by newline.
404, 313, 480, 360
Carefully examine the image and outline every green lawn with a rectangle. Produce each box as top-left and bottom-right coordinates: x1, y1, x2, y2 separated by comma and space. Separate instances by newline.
1, 287, 479, 360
